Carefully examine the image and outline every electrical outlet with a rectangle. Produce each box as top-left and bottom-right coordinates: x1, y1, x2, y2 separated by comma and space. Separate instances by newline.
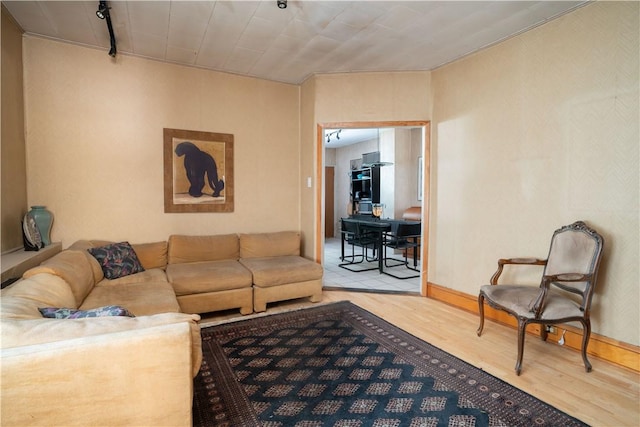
558, 330, 566, 346
545, 325, 557, 334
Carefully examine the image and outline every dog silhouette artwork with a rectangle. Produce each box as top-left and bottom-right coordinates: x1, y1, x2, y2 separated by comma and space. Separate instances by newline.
175, 141, 225, 198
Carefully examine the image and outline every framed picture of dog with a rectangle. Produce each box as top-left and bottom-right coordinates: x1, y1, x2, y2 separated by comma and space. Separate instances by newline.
163, 128, 234, 213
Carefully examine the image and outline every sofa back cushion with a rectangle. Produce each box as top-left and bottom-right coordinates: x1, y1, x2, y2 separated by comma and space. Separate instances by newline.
168, 234, 239, 264
67, 240, 106, 283
67, 240, 99, 251
132, 241, 168, 270
1, 273, 77, 319
239, 231, 301, 258
23, 250, 95, 306
68, 240, 168, 276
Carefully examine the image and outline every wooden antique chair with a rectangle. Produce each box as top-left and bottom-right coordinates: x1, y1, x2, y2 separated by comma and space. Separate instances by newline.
477, 221, 604, 375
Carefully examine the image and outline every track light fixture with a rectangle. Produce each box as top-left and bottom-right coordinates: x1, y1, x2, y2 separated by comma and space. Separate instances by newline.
96, 1, 117, 57
326, 129, 341, 144
96, 1, 109, 19
277, 0, 287, 9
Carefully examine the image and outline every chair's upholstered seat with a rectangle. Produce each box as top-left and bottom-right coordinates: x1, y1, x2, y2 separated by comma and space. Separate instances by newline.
480, 284, 584, 320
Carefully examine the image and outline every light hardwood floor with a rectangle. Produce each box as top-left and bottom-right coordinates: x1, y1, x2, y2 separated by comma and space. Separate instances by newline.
200, 290, 640, 427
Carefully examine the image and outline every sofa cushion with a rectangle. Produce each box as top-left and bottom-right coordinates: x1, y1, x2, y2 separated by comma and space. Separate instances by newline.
239, 231, 301, 258
39, 305, 135, 319
23, 251, 95, 306
67, 240, 106, 283
88, 242, 145, 280
239, 255, 323, 287
166, 260, 252, 295
132, 241, 168, 270
1, 295, 47, 319
80, 279, 180, 316
1, 274, 77, 319
95, 268, 168, 287
0, 312, 203, 376
168, 234, 239, 264
72, 240, 168, 271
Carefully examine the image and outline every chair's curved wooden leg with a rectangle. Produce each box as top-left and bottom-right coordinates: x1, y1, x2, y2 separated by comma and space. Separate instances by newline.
581, 319, 593, 372
540, 324, 548, 342
515, 318, 526, 376
477, 293, 485, 336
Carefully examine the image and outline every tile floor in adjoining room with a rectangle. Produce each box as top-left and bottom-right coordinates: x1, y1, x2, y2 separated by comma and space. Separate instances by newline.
322, 238, 421, 294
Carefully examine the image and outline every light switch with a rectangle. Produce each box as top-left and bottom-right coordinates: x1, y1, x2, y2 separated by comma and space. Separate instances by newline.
306, 177, 312, 188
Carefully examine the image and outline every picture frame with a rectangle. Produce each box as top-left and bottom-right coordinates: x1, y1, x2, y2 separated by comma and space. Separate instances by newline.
163, 128, 234, 213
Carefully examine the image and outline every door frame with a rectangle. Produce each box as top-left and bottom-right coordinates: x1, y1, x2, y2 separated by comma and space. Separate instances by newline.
324, 166, 335, 238
315, 120, 431, 296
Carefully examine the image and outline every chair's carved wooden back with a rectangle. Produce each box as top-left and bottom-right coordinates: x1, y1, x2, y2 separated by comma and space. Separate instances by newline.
544, 221, 604, 312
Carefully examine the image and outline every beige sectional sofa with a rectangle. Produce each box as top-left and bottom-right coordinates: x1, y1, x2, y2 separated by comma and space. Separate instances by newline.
1, 243, 202, 426
1, 230, 322, 426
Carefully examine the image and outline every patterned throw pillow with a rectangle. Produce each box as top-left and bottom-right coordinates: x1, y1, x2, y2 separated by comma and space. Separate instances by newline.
88, 241, 145, 279
39, 305, 135, 319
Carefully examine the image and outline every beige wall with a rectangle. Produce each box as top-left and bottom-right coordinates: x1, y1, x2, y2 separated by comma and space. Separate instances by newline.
1, 6, 27, 252
379, 129, 395, 217
393, 128, 422, 219
314, 71, 432, 123
430, 1, 639, 344
299, 77, 316, 258
22, 37, 301, 247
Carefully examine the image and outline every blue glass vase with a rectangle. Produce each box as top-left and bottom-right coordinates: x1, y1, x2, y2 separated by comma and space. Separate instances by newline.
29, 205, 53, 246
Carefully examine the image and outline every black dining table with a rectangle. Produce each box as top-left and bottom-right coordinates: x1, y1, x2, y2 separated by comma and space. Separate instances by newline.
342, 216, 419, 274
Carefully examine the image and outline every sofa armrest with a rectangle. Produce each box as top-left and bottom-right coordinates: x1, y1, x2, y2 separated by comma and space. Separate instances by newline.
1, 322, 194, 427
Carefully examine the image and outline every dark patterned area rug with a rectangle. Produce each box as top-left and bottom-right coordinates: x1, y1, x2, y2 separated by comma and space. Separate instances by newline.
193, 301, 588, 427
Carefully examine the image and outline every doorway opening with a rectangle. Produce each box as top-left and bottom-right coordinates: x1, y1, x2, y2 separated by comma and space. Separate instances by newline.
316, 121, 430, 296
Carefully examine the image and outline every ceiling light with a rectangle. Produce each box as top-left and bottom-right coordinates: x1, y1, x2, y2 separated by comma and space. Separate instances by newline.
277, 0, 287, 9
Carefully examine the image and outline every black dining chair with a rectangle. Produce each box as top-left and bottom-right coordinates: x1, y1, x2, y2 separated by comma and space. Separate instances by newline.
339, 218, 379, 272
382, 222, 421, 279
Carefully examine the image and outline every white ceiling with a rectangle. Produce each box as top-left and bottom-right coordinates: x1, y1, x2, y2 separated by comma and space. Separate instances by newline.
324, 128, 379, 147
3, 0, 588, 85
